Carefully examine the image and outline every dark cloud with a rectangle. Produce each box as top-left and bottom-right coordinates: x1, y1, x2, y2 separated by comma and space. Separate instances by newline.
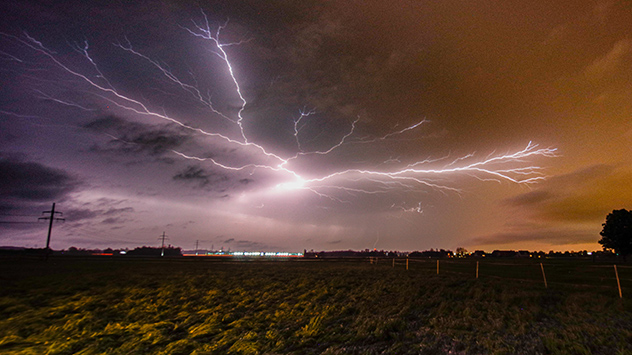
0, 202, 14, 213
173, 165, 229, 189
59, 203, 135, 231
94, 198, 129, 207
103, 207, 135, 215
234, 239, 274, 250
504, 190, 554, 207
102, 217, 124, 224
0, 154, 79, 202
504, 164, 630, 223
0, 156, 79, 233
472, 229, 598, 246
540, 204, 610, 223
85, 115, 190, 157
63, 208, 99, 221
547, 164, 617, 186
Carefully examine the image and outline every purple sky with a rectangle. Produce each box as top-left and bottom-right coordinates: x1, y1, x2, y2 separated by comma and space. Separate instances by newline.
1, 0, 631, 252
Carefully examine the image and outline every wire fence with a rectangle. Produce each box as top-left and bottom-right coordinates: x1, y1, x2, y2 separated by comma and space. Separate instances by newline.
374, 257, 630, 298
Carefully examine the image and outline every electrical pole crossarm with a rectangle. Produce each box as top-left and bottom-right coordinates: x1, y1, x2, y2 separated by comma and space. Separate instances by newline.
42, 210, 63, 215
38, 217, 65, 221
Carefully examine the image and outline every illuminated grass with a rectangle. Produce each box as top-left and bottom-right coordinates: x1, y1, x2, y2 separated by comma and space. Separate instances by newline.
0, 257, 630, 354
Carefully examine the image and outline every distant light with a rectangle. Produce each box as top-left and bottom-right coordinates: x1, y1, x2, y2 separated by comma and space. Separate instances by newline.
187, 250, 302, 257
229, 251, 302, 257
587, 252, 592, 255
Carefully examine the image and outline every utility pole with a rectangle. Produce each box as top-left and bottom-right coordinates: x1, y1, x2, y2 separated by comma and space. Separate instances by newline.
195, 240, 199, 256
158, 231, 169, 257
38, 203, 64, 260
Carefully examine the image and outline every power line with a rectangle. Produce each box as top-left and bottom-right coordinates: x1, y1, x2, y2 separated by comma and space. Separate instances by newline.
0, 213, 41, 224
0, 221, 40, 224
0, 213, 41, 217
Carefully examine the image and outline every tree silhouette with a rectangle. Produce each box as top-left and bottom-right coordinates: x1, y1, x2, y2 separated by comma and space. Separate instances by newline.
599, 209, 632, 260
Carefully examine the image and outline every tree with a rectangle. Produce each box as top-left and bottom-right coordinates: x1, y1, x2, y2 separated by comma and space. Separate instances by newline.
599, 209, 632, 260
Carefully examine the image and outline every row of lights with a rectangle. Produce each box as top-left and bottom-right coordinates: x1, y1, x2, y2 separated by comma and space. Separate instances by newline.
210, 251, 303, 257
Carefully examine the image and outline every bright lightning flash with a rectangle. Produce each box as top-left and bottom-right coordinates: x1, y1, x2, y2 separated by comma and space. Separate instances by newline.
0, 13, 557, 212
275, 178, 307, 192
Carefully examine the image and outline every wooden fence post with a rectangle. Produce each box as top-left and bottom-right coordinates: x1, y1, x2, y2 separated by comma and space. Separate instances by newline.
476, 261, 479, 279
406, 258, 409, 270
437, 260, 439, 275
540, 263, 548, 289
614, 265, 623, 298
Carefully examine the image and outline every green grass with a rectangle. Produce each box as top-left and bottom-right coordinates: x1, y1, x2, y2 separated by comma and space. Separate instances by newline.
0, 256, 630, 354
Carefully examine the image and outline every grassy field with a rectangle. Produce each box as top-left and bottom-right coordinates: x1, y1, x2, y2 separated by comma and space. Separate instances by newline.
0, 256, 630, 354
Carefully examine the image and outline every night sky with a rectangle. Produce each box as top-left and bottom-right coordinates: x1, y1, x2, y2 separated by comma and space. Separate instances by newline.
1, 0, 630, 252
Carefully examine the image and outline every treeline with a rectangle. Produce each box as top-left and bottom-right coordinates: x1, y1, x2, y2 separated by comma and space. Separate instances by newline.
303, 249, 614, 259
469, 250, 615, 258
303, 249, 400, 258
62, 246, 182, 257
302, 249, 455, 258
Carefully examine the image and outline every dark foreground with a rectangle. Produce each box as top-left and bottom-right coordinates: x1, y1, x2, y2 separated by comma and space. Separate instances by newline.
0, 256, 630, 354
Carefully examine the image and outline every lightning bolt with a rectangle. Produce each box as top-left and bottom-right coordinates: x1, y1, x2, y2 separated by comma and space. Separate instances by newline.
0, 14, 557, 213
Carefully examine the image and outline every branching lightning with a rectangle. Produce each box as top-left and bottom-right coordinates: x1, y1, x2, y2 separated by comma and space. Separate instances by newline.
0, 13, 557, 213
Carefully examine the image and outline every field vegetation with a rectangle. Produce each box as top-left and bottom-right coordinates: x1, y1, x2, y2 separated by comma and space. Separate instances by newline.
0, 256, 630, 354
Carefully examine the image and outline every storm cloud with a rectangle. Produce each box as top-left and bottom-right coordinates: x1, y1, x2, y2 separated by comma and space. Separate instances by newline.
173, 165, 228, 188
0, 155, 79, 203
503, 165, 632, 224
85, 116, 191, 157
1, 0, 631, 252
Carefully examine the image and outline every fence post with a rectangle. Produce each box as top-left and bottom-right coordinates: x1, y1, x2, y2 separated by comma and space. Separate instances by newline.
392, 258, 395, 268
437, 260, 439, 275
406, 258, 409, 270
540, 263, 548, 289
476, 261, 479, 279
615, 265, 623, 298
